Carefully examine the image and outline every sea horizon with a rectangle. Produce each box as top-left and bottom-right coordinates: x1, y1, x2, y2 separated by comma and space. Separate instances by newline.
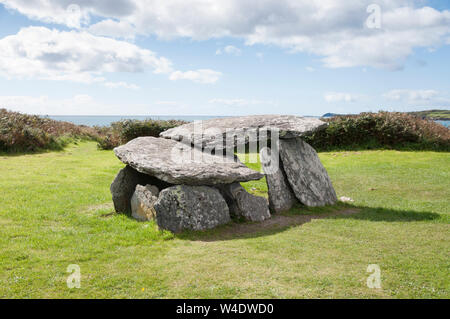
47, 114, 319, 127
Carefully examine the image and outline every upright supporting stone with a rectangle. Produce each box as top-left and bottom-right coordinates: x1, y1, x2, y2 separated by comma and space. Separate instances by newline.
279, 138, 337, 207
216, 183, 271, 222
154, 185, 231, 233
260, 147, 298, 213
131, 184, 159, 221
110, 165, 169, 214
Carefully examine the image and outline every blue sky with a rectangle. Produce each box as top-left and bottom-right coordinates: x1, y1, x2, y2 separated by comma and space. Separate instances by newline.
0, 0, 449, 116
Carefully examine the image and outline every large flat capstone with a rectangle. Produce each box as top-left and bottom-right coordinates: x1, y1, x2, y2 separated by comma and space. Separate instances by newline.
279, 138, 337, 207
113, 137, 263, 185
160, 115, 326, 150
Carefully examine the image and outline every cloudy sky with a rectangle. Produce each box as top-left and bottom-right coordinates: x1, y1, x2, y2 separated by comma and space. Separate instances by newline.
0, 0, 449, 116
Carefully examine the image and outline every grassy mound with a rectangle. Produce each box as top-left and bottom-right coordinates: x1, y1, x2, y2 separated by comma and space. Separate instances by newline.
304, 112, 450, 151
0, 109, 102, 153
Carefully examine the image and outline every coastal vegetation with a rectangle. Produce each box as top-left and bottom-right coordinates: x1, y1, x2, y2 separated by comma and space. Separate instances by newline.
0, 141, 448, 298
0, 109, 101, 153
305, 111, 450, 151
96, 118, 187, 150
407, 109, 450, 120
0, 109, 186, 153
1, 109, 448, 153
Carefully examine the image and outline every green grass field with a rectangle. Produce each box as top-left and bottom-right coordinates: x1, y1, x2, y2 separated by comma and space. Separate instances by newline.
408, 109, 450, 120
0, 141, 448, 298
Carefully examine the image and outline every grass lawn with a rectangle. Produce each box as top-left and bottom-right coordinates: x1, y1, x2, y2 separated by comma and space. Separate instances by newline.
0, 141, 448, 298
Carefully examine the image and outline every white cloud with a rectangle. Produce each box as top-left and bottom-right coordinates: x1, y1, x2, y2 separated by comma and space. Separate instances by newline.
0, 94, 108, 115
216, 45, 241, 56
0, 26, 172, 84
169, 69, 222, 84
104, 81, 140, 90
208, 98, 277, 107
0, 1, 90, 28
305, 66, 315, 72
0, 26, 220, 85
384, 89, 438, 101
324, 92, 360, 103
383, 89, 450, 105
0, 94, 192, 115
2, 1, 449, 70
88, 19, 136, 39
155, 101, 179, 105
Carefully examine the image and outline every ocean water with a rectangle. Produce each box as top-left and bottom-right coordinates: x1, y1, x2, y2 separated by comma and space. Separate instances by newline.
436, 120, 450, 128
48, 115, 450, 128
47, 115, 229, 127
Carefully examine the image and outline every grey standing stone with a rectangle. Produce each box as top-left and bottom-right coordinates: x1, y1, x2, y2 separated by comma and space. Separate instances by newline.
131, 184, 159, 221
154, 185, 231, 233
216, 183, 271, 222
114, 137, 263, 185
110, 165, 169, 214
279, 138, 337, 207
260, 147, 298, 213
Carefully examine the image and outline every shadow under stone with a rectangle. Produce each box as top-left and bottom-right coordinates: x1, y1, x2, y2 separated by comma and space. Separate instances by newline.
176, 205, 441, 242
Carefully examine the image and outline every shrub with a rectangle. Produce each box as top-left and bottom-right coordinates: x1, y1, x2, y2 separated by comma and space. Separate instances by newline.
304, 112, 450, 151
96, 119, 187, 150
0, 109, 101, 153
96, 133, 121, 150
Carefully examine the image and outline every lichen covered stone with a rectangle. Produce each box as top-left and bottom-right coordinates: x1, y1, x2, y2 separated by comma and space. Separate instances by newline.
131, 184, 159, 221
114, 137, 263, 185
279, 138, 337, 207
216, 183, 271, 222
260, 147, 298, 213
110, 165, 169, 214
154, 185, 231, 233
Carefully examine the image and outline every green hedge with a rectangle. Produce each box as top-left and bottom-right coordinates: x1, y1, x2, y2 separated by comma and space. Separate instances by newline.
99, 112, 449, 151
97, 119, 187, 150
303, 112, 450, 151
3, 109, 448, 153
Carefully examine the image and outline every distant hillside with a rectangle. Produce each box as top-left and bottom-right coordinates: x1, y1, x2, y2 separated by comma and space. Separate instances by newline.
407, 109, 450, 120
321, 113, 347, 118
322, 110, 450, 120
